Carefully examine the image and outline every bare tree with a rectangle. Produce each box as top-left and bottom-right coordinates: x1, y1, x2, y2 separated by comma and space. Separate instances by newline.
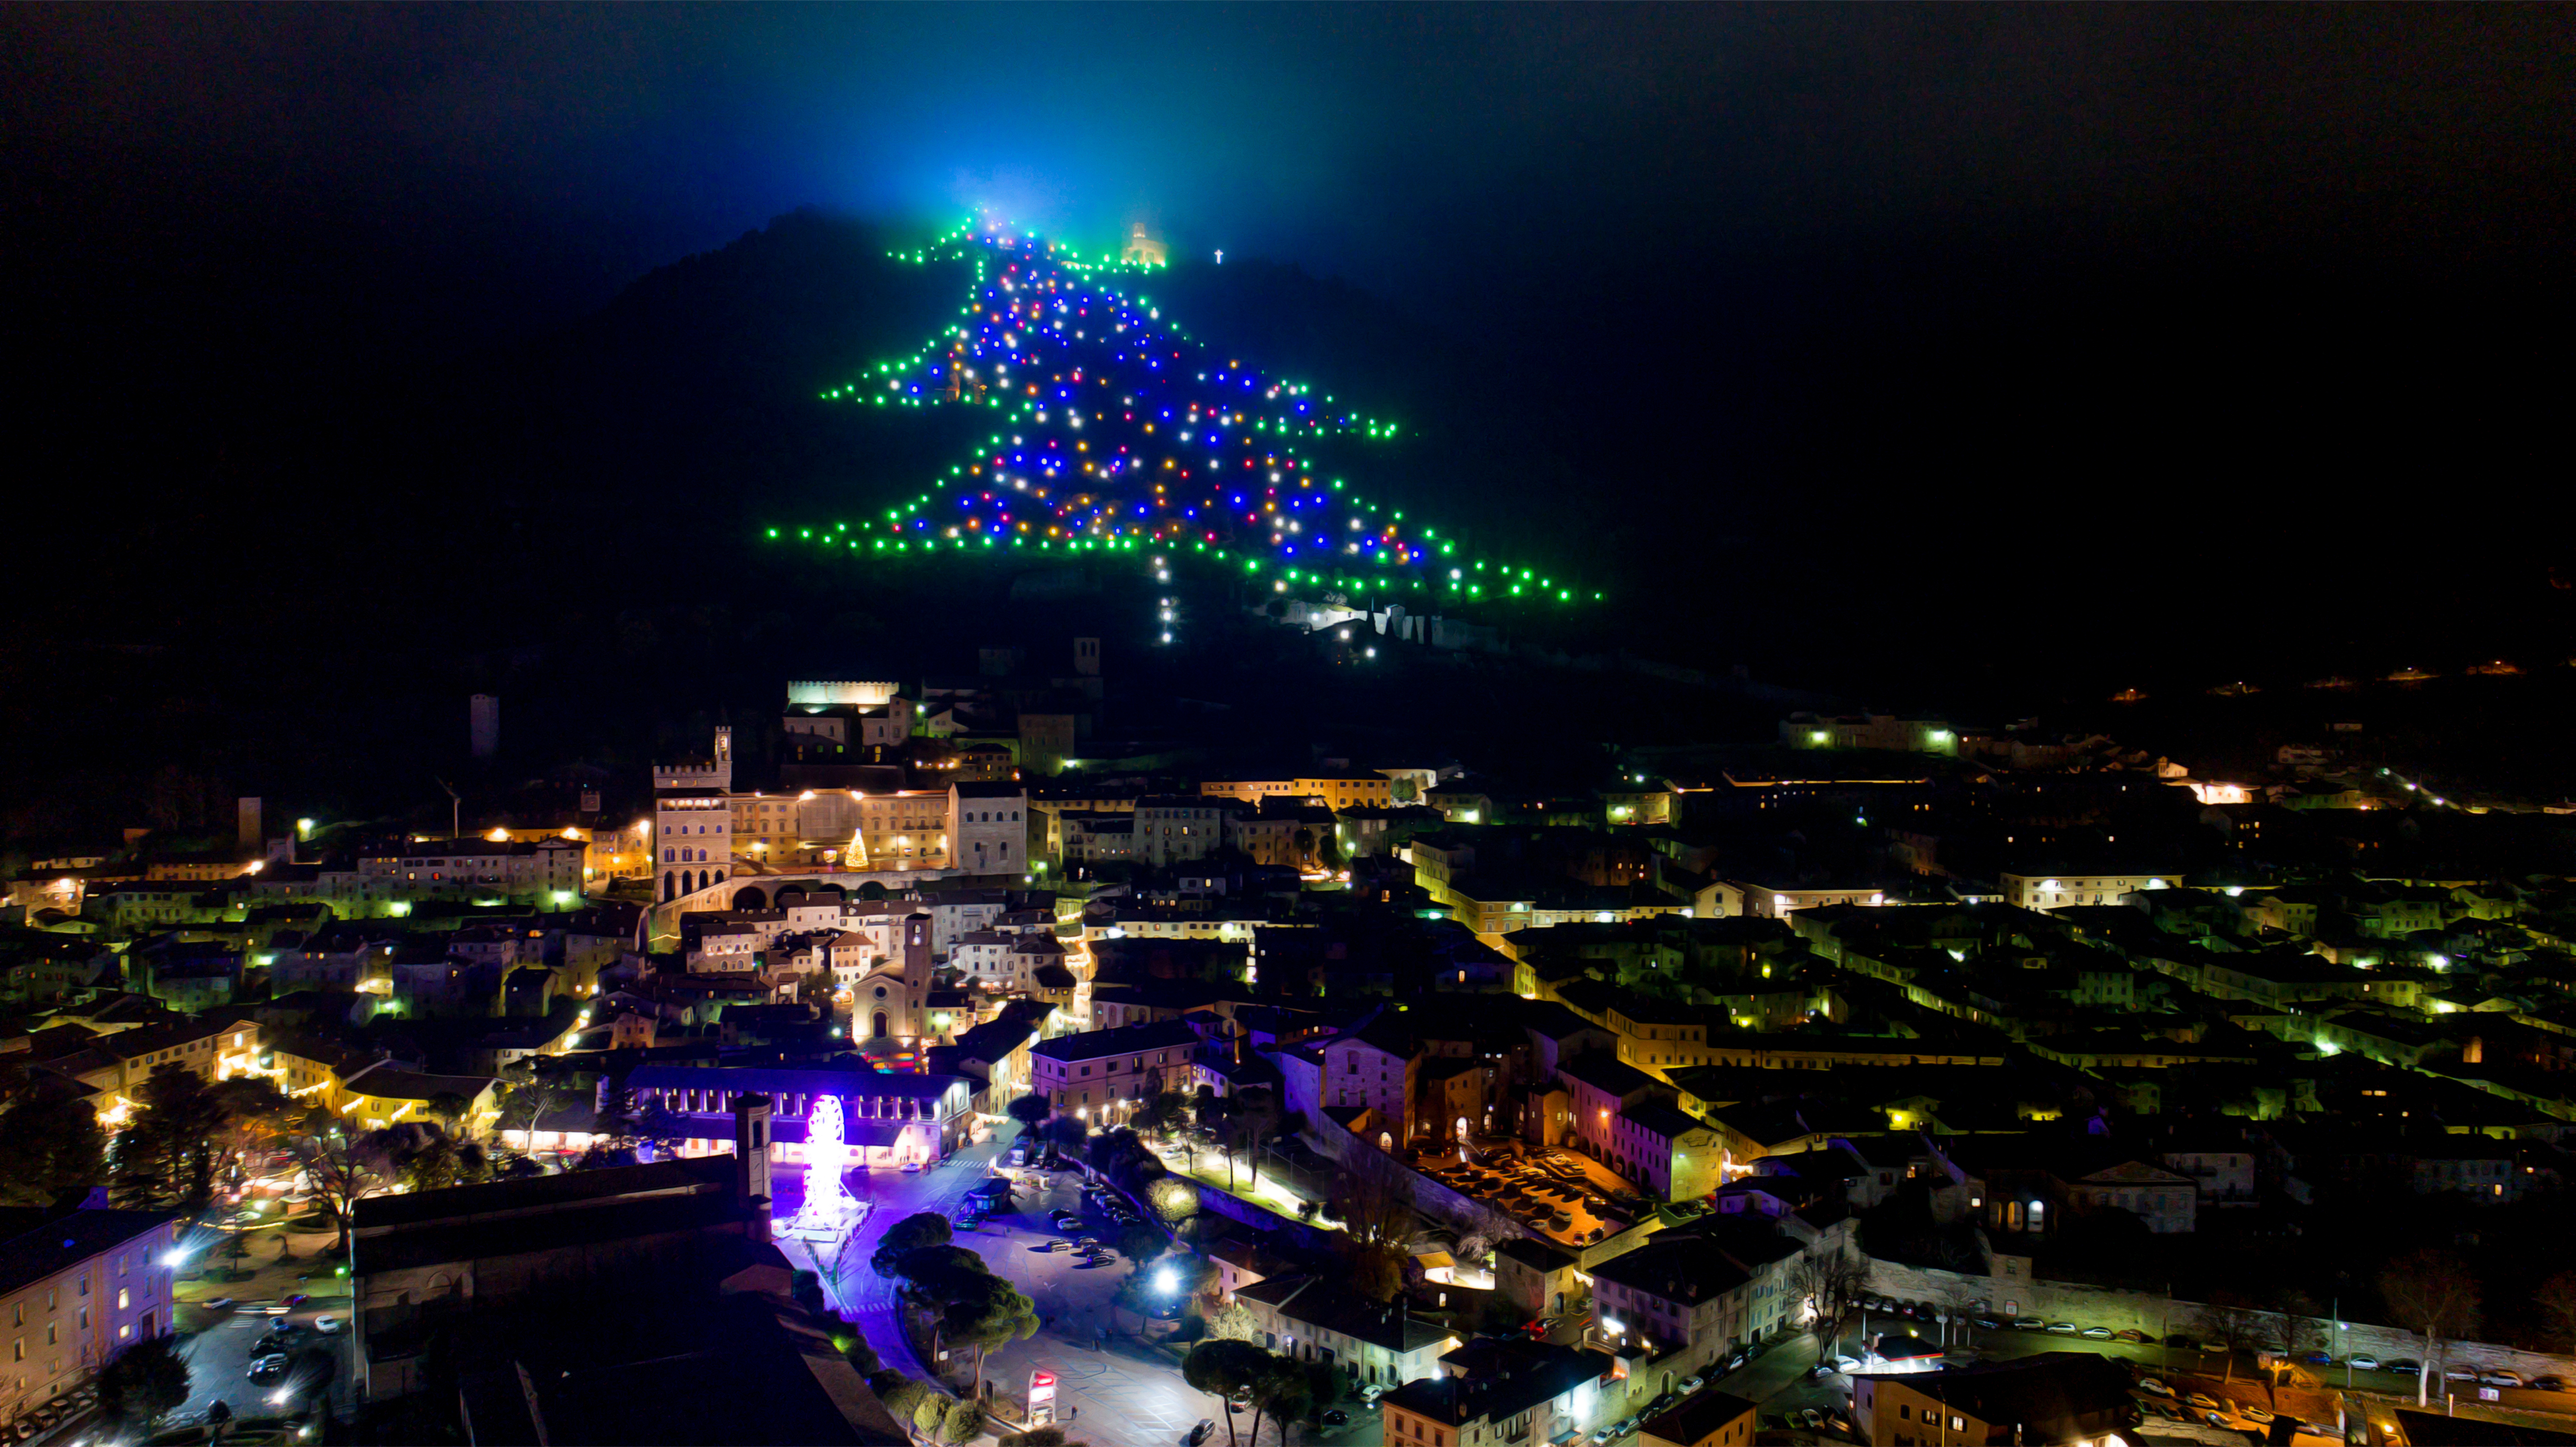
2264, 1290, 2328, 1398
1330, 1147, 1417, 1303
2194, 1293, 2267, 1384
2381, 1249, 2483, 1407
1333, 1146, 1415, 1255
1928, 1278, 1984, 1350
1791, 1249, 1871, 1364
2534, 1272, 2576, 1355
288, 1110, 388, 1252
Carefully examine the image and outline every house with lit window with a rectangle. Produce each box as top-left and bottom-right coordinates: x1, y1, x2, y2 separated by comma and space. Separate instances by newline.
1612, 1103, 1724, 1202
1559, 1053, 1666, 1164
1999, 871, 2185, 913
1587, 1222, 1806, 1391
1131, 796, 1229, 867
1234, 1275, 1458, 1391
0, 1195, 185, 1428
1381, 1338, 1615, 1447
1028, 1020, 1200, 1125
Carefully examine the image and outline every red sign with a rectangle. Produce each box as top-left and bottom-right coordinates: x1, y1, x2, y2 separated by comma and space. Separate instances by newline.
1030, 1368, 1059, 1424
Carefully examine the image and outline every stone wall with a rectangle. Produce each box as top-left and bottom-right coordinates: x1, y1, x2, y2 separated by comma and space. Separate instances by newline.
1191, 1181, 1339, 1257
1301, 1124, 1537, 1248
1858, 1257, 2576, 1384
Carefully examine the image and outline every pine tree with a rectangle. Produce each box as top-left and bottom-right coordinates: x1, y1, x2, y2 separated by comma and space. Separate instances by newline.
110, 1065, 230, 1213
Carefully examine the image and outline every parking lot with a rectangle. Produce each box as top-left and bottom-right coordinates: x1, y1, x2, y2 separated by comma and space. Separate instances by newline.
1417, 1142, 1647, 1250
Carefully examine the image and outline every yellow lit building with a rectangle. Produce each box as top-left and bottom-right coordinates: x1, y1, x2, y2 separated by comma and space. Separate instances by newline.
1200, 775, 1395, 810
333, 1063, 501, 1134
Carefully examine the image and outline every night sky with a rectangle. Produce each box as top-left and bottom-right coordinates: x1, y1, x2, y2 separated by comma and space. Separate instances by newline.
9, 5, 2572, 687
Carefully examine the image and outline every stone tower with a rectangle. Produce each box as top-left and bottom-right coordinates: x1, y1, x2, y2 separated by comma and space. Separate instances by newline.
731, 1093, 773, 1241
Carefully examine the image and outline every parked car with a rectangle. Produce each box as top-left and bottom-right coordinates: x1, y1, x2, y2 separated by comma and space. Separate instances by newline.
2534, 1375, 2566, 1392
2138, 1379, 2172, 1396
2347, 1355, 2381, 1371
312, 1315, 343, 1334
2114, 1329, 2152, 1343
1185, 1421, 1216, 1445
249, 1354, 290, 1383
2047, 1322, 2078, 1334
1832, 1355, 1862, 1374
2480, 1370, 2527, 1387
2186, 1394, 2221, 1412
1525, 1316, 1558, 1337
1321, 1410, 1349, 1428
900, 1161, 922, 1174
1361, 1385, 1391, 1404
203, 1297, 236, 1311
1797, 1409, 1822, 1431
2012, 1318, 2048, 1331
2445, 1365, 2479, 1382
1678, 1375, 1704, 1393
1972, 1317, 2003, 1331
2081, 1326, 2113, 1339
2381, 1359, 2421, 1375
2202, 1412, 2231, 1429
2243, 1408, 2277, 1425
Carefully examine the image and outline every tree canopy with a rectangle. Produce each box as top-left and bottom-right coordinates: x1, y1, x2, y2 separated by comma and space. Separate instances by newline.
0, 1090, 106, 1207
872, 1212, 954, 1279
110, 1064, 232, 1213
97, 1337, 189, 1430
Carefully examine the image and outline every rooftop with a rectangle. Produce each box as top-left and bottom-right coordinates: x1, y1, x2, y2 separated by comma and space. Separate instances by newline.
0, 1200, 182, 1298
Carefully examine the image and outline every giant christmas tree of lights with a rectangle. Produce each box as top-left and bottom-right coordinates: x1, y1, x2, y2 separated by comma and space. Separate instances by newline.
766, 218, 1598, 637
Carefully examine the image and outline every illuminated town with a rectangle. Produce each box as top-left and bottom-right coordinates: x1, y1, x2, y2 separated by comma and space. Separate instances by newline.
8, 9, 2574, 1447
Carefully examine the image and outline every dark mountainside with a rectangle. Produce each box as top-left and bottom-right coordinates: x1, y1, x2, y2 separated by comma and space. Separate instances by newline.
6, 207, 2572, 849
